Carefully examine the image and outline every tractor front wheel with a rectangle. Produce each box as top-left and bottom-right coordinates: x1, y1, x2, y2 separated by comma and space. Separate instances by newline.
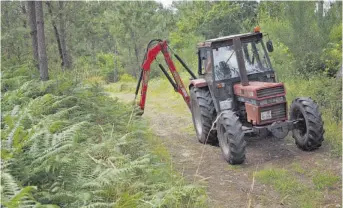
190, 87, 217, 144
217, 111, 246, 165
289, 97, 324, 151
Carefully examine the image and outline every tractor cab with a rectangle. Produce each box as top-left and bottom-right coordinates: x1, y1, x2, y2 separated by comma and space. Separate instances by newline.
195, 30, 281, 119
197, 31, 275, 84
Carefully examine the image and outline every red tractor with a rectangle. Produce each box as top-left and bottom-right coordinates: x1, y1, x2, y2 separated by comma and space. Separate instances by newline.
135, 28, 324, 165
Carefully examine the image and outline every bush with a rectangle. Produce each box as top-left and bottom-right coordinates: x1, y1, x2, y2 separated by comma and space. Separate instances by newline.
119, 73, 136, 82
270, 43, 342, 155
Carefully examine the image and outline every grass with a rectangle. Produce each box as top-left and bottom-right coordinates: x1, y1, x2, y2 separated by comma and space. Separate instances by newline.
105, 72, 192, 114
255, 168, 322, 207
290, 162, 306, 175
181, 123, 197, 135
312, 171, 340, 190
145, 130, 172, 163
256, 165, 341, 208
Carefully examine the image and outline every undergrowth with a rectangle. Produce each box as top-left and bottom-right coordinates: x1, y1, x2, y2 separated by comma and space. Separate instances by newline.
256, 168, 321, 207
255, 167, 341, 208
270, 42, 342, 156
1, 66, 207, 207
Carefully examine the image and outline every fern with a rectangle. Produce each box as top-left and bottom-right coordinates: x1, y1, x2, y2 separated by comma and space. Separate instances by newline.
1, 70, 207, 207
81, 202, 116, 208
1, 162, 38, 208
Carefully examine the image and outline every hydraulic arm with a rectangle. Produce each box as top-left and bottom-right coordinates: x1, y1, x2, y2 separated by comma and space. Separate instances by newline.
135, 39, 197, 114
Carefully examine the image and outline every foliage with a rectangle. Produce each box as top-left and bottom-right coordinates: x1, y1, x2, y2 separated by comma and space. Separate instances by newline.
1, 66, 207, 207
258, 1, 342, 77
267, 39, 342, 155
1, 1, 342, 207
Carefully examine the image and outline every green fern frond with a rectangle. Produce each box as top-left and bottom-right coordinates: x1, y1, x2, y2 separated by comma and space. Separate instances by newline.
32, 142, 73, 165
81, 202, 116, 208
1, 162, 39, 208
50, 96, 78, 111
3, 186, 37, 208
1, 172, 21, 201
5, 107, 27, 149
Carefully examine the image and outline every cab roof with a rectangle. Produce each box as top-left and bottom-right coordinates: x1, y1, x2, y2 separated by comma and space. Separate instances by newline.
197, 32, 263, 48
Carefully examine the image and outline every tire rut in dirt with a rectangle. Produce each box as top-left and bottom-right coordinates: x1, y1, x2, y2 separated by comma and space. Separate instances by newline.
289, 97, 324, 151
190, 87, 217, 144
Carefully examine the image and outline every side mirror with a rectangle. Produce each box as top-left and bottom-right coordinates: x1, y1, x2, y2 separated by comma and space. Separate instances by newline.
266, 40, 274, 52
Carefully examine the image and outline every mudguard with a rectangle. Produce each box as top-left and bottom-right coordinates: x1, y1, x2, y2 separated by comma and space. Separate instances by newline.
189, 78, 208, 88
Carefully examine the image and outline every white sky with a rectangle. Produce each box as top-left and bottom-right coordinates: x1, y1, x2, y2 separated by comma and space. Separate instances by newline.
155, 0, 336, 8
155, 0, 173, 8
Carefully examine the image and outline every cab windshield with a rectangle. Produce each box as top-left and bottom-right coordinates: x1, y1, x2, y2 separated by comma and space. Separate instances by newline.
212, 40, 271, 80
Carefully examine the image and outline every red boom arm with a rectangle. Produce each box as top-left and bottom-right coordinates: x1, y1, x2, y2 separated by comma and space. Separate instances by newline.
138, 40, 191, 112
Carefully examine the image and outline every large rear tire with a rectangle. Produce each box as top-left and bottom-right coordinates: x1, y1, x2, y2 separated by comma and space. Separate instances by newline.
217, 111, 246, 165
289, 97, 324, 151
190, 87, 217, 144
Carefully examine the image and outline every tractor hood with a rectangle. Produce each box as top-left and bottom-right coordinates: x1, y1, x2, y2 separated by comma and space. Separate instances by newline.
233, 81, 285, 100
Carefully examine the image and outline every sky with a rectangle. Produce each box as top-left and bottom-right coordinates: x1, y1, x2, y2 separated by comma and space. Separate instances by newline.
155, 0, 173, 8
155, 0, 336, 8
155, 0, 334, 11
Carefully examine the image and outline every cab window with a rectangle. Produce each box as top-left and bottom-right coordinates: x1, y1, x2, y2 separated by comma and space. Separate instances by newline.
205, 50, 213, 73
213, 46, 240, 80
199, 49, 206, 74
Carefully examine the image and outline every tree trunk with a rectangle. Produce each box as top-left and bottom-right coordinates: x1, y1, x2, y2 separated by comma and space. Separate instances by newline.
113, 44, 119, 82
134, 45, 140, 78
336, 65, 342, 79
59, 1, 72, 69
46, 2, 64, 66
317, 1, 324, 26
27, 1, 39, 69
131, 31, 139, 78
128, 46, 136, 78
35, 1, 49, 81
21, 2, 27, 28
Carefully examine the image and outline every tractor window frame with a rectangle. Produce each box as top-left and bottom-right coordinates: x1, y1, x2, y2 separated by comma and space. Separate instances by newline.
198, 47, 213, 76
205, 49, 213, 73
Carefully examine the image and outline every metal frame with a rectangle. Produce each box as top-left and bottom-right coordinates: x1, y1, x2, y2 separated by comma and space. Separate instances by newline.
135, 40, 198, 113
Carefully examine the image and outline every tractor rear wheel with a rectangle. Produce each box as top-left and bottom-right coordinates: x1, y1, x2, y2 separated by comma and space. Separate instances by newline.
217, 111, 246, 165
289, 97, 324, 151
190, 87, 217, 144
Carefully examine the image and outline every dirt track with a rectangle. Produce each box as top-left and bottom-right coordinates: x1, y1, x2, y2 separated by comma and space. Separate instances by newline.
107, 88, 342, 208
